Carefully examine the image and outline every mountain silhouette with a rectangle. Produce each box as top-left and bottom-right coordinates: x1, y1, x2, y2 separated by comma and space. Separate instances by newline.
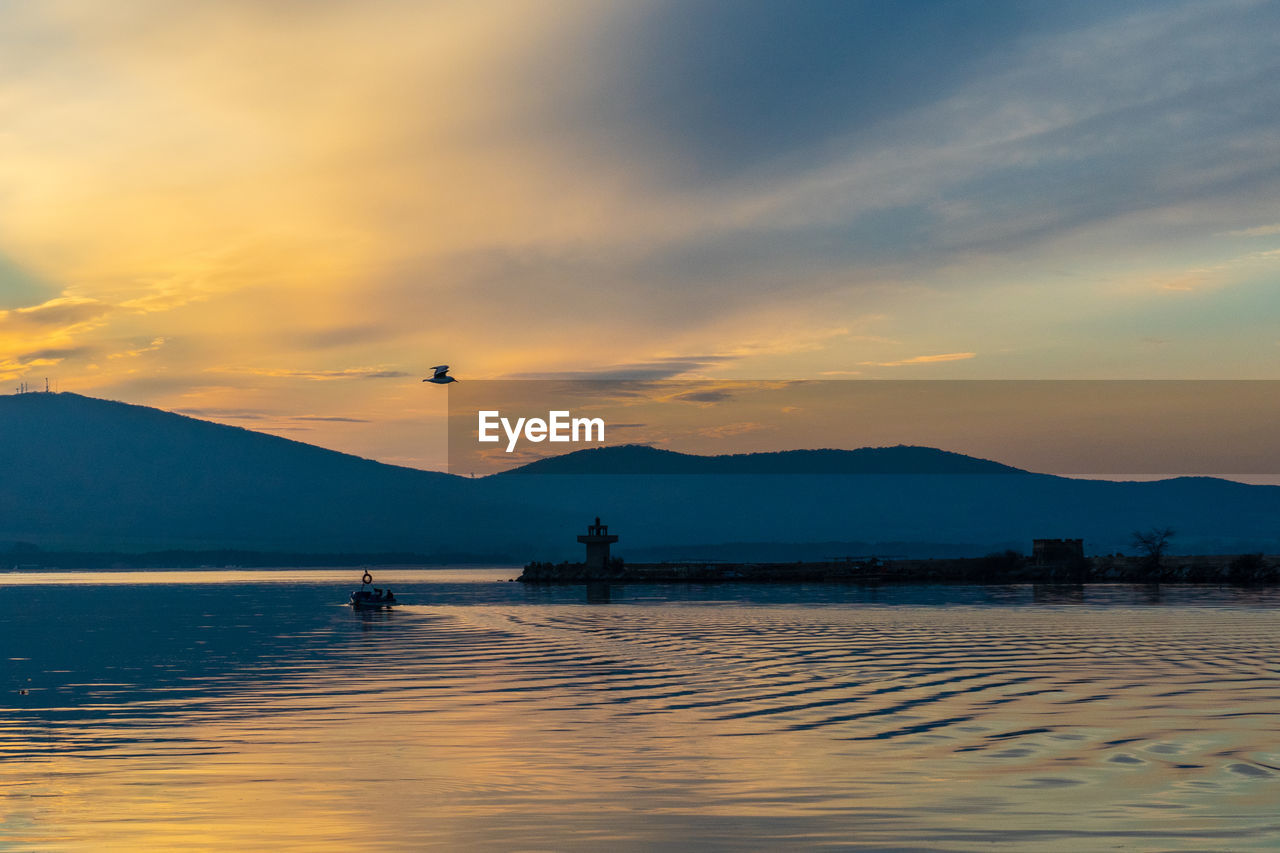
501, 444, 1026, 475
3, 392, 1280, 559
0, 393, 561, 555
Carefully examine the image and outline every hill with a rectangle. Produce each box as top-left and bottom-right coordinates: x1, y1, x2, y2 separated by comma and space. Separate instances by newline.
501, 444, 1026, 475
0, 393, 564, 555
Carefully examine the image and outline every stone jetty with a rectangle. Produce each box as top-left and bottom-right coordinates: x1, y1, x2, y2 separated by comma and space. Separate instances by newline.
518, 521, 1280, 585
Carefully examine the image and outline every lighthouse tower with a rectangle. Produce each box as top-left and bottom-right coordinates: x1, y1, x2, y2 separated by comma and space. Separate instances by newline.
577, 517, 618, 571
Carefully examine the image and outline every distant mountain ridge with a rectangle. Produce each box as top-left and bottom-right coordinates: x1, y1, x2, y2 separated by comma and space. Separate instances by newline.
4, 391, 1280, 559
500, 443, 1026, 475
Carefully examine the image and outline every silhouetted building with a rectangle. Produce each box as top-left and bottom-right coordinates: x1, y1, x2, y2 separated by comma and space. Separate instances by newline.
577, 517, 618, 570
1033, 538, 1084, 566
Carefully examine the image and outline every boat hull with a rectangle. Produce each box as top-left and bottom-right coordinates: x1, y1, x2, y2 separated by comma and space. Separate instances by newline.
349, 590, 397, 608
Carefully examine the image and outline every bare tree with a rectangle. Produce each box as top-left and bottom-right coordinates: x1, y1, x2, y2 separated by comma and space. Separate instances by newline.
1131, 527, 1175, 568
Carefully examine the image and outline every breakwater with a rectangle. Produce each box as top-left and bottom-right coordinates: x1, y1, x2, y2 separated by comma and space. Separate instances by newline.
519, 552, 1280, 585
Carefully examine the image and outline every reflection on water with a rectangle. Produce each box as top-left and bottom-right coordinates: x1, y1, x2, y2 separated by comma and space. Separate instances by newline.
3, 569, 1280, 850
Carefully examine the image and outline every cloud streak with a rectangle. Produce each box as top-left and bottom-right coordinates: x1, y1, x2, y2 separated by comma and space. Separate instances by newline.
506, 355, 735, 381
212, 367, 411, 381
108, 337, 166, 359
1, 297, 111, 329
861, 353, 977, 368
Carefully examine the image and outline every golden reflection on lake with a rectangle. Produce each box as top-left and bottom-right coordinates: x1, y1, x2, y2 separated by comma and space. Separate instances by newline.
3, 571, 1280, 850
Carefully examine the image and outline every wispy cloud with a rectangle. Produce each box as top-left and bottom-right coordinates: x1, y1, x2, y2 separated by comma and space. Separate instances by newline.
1222, 223, 1280, 238
860, 352, 976, 367
674, 389, 735, 404
1156, 248, 1280, 292
0, 296, 111, 329
174, 408, 368, 424
504, 328, 853, 382
108, 337, 166, 359
291, 415, 370, 423
16, 346, 94, 361
212, 366, 411, 381
696, 421, 768, 440
175, 407, 270, 420
0, 297, 114, 380
506, 355, 735, 380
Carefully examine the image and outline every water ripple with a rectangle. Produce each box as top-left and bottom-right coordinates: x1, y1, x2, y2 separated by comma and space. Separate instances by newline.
4, 578, 1280, 850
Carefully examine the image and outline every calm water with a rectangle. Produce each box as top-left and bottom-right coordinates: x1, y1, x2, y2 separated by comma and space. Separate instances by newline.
4, 569, 1280, 850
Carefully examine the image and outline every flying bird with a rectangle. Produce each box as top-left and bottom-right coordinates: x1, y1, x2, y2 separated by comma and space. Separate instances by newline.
424, 365, 456, 384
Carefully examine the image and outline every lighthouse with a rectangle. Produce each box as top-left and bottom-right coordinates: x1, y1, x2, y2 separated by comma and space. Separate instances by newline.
577, 517, 618, 571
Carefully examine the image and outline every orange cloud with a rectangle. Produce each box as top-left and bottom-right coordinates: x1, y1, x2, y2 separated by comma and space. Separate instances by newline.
0, 296, 111, 329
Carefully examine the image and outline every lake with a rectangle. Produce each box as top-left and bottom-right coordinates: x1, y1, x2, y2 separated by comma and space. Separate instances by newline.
4, 569, 1280, 850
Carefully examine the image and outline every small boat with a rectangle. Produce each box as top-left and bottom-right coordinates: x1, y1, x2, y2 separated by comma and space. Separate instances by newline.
350, 570, 397, 608
350, 588, 397, 608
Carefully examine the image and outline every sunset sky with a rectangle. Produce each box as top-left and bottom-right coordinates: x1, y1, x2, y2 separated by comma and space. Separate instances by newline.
2, 1, 1278, 470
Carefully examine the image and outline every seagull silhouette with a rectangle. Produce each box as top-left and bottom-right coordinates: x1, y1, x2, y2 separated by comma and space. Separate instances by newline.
423, 365, 456, 384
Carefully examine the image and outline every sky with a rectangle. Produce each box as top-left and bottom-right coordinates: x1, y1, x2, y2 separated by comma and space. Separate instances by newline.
1, 0, 1278, 471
